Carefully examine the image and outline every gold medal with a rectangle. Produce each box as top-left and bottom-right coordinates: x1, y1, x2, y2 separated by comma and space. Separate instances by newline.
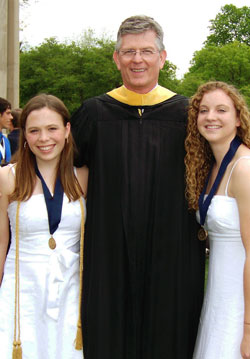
198, 228, 208, 241
49, 236, 56, 250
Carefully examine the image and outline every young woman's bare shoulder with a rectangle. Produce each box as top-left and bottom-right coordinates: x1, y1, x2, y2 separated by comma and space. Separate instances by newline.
230, 158, 250, 198
233, 157, 250, 176
0, 165, 15, 195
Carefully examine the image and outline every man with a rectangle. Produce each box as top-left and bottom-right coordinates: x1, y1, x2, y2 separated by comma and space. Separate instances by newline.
8, 108, 21, 155
71, 15, 205, 359
0, 98, 12, 165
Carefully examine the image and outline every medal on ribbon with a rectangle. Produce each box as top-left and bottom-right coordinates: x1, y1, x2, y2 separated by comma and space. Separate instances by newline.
198, 135, 242, 239
35, 161, 64, 250
198, 228, 208, 241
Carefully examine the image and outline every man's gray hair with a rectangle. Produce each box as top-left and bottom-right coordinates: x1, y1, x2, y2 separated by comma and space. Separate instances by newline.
115, 15, 165, 51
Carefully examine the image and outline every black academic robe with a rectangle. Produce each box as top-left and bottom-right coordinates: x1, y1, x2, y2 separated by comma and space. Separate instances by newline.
71, 93, 205, 359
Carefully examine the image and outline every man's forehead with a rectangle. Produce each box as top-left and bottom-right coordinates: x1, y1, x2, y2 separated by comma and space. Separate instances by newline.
120, 30, 157, 46
121, 29, 156, 38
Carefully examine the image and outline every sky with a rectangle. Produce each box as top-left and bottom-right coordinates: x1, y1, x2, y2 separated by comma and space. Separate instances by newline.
20, 0, 249, 78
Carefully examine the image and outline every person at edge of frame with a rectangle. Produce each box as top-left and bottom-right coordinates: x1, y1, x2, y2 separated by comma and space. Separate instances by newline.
0, 97, 12, 166
185, 81, 250, 359
8, 108, 22, 155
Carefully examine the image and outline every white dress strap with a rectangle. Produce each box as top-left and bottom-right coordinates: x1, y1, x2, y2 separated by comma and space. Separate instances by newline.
7, 163, 16, 175
225, 156, 250, 196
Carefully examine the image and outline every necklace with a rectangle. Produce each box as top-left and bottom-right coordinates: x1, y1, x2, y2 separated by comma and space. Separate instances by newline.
198, 135, 242, 235
35, 161, 64, 249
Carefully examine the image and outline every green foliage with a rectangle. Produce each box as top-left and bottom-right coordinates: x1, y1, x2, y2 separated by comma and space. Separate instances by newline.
21, 38, 79, 113
177, 4, 250, 107
190, 42, 250, 85
176, 74, 205, 98
240, 85, 250, 108
205, 4, 250, 46
20, 35, 122, 113
159, 62, 180, 92
177, 42, 250, 106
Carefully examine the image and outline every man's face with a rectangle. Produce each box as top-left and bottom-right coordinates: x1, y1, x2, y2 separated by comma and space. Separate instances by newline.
0, 108, 12, 130
113, 30, 167, 94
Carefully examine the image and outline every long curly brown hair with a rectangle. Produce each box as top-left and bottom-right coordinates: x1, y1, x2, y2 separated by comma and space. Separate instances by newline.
185, 81, 250, 210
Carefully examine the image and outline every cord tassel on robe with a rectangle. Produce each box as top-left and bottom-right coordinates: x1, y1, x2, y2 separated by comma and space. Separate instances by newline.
13, 202, 22, 359
12, 340, 22, 359
74, 197, 85, 350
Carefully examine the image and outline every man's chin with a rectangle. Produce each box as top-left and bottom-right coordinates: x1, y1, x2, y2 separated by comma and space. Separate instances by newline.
126, 82, 156, 94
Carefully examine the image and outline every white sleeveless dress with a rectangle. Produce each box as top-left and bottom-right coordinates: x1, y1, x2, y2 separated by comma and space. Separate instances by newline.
193, 156, 250, 359
0, 179, 85, 358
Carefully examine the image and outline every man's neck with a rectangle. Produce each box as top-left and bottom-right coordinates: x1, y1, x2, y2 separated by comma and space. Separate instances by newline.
123, 84, 158, 94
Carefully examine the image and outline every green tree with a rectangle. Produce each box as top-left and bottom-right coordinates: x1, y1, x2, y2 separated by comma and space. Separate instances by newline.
159, 62, 180, 92
20, 36, 121, 113
177, 42, 250, 107
176, 74, 205, 98
205, 4, 250, 46
20, 38, 82, 113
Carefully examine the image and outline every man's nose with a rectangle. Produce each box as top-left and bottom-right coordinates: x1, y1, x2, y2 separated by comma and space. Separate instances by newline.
132, 51, 144, 61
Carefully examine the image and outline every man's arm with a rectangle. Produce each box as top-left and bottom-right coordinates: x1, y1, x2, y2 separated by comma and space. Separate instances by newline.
71, 100, 97, 168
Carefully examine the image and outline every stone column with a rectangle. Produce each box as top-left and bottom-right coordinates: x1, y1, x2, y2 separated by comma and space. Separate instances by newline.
7, 0, 20, 108
0, 0, 8, 98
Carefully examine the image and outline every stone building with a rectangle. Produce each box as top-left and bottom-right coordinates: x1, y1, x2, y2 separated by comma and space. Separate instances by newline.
0, 0, 19, 108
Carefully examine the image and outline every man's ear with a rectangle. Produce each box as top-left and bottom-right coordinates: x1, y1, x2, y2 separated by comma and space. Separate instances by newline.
159, 50, 167, 70
113, 51, 121, 71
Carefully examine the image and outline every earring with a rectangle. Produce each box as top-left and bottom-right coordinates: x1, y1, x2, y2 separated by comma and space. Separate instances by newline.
24, 141, 27, 148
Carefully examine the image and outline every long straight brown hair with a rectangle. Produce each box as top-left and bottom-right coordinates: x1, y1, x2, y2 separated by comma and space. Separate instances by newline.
10, 94, 83, 202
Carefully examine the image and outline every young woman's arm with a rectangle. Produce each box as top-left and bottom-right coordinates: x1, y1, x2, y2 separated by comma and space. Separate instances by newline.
232, 159, 250, 359
0, 166, 14, 284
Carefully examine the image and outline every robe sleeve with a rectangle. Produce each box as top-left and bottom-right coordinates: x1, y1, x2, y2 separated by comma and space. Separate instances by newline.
70, 99, 97, 167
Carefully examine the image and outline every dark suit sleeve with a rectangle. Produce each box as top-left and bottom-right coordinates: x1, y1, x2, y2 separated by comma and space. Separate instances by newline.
70, 99, 97, 167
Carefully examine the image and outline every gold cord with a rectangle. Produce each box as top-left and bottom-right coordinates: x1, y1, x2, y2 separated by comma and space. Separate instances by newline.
75, 197, 85, 350
13, 201, 22, 358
